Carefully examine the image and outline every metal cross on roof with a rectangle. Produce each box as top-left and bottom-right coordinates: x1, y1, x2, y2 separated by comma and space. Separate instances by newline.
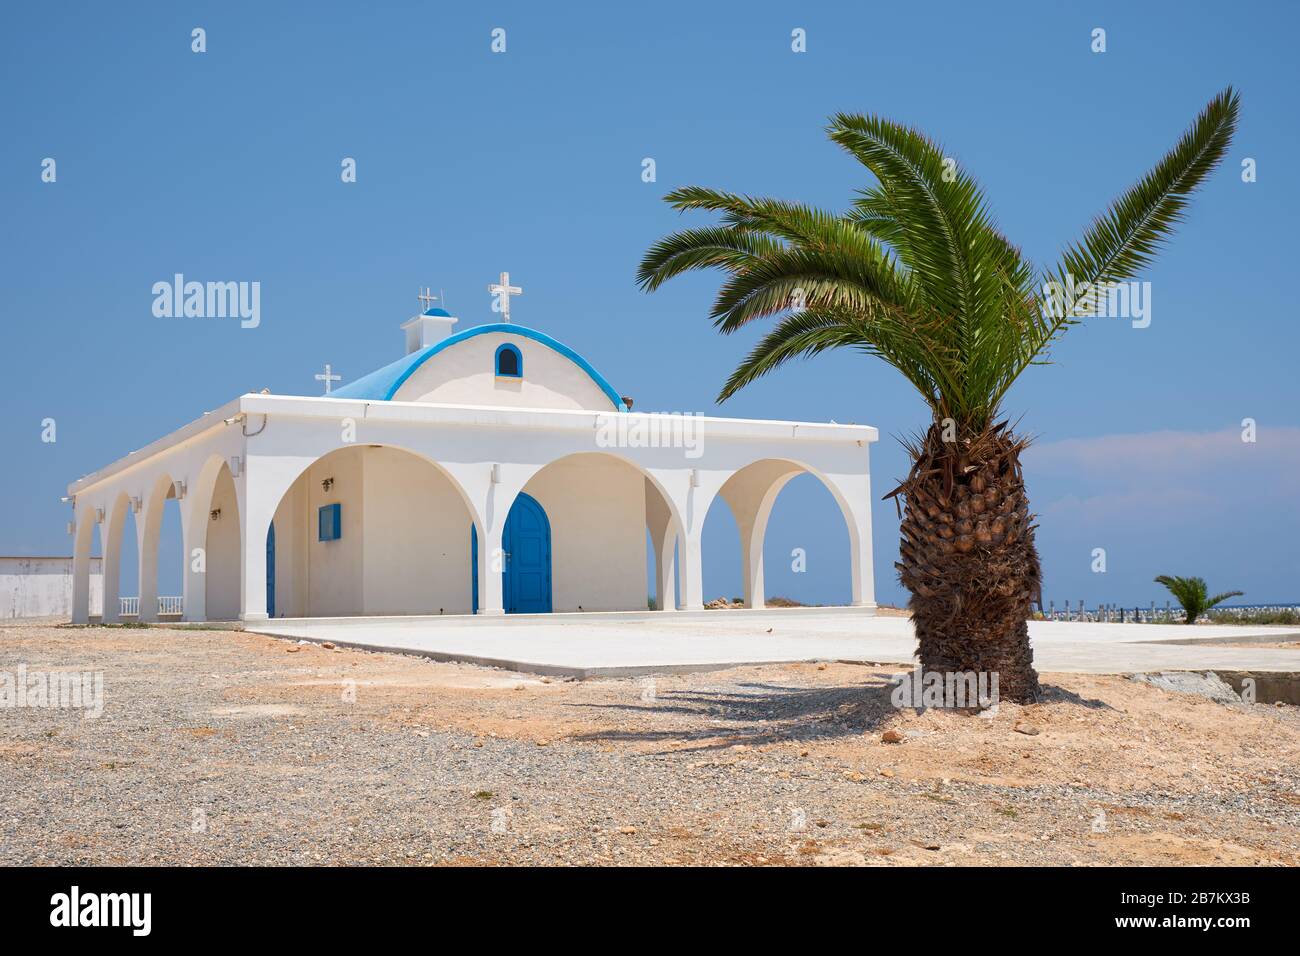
488, 271, 522, 323
417, 287, 438, 310
315, 363, 340, 395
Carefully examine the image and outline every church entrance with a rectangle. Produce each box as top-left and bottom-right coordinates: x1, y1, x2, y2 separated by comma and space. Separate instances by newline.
471, 491, 552, 614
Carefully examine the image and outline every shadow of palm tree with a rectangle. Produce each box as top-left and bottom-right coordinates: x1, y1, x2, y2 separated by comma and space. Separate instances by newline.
568, 674, 907, 752
1036, 683, 1114, 711
566, 674, 1116, 753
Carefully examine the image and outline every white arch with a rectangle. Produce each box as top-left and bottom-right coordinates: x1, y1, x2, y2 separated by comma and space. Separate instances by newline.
101, 492, 131, 623
70, 503, 97, 624
702, 457, 871, 609
246, 442, 481, 620
136, 472, 178, 623
492, 450, 688, 613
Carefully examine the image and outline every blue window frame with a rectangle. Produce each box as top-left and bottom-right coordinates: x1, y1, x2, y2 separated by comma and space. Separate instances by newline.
495, 343, 522, 377
318, 503, 341, 541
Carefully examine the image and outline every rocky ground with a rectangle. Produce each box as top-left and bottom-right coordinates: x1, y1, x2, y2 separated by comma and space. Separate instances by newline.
2, 620, 1298, 866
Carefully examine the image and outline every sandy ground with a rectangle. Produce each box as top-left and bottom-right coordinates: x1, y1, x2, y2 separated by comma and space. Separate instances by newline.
1214, 641, 1300, 650
2, 620, 1298, 866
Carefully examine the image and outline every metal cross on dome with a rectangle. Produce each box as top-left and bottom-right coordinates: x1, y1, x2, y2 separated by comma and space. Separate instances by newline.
417, 287, 438, 310
315, 363, 340, 395
488, 271, 522, 323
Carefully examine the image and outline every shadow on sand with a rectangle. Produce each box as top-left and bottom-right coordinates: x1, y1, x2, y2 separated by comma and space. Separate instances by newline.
567, 672, 1114, 753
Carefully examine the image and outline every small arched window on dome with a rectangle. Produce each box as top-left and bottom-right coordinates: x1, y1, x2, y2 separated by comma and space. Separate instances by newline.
495, 343, 522, 378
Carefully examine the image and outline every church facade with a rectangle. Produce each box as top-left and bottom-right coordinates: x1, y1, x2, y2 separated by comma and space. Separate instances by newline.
66, 286, 879, 623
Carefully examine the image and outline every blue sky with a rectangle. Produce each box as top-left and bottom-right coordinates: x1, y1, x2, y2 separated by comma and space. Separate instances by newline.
2, 1, 1297, 606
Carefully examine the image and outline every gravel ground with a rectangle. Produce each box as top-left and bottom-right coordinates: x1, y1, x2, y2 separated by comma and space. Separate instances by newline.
2, 620, 1298, 866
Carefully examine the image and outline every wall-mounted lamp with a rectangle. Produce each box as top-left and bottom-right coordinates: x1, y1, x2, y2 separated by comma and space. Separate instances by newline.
172, 480, 186, 500
490, 463, 501, 484
321, 477, 334, 492
94, 507, 105, 524
690, 469, 700, 488
229, 456, 242, 478
129, 496, 141, 514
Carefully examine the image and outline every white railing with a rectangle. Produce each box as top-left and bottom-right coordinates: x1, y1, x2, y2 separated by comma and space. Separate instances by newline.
118, 596, 184, 616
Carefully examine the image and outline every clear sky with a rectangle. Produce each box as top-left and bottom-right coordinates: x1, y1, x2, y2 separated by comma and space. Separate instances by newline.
2, 1, 1297, 607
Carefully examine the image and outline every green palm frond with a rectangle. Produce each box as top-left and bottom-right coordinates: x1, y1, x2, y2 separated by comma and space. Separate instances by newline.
1205, 591, 1246, 609
1026, 87, 1240, 367
637, 88, 1239, 436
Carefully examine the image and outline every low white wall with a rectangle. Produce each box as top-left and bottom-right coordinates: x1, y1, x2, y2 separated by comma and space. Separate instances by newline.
2, 556, 103, 618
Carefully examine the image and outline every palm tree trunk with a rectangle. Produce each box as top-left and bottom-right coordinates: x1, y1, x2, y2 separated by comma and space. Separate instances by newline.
895, 422, 1042, 703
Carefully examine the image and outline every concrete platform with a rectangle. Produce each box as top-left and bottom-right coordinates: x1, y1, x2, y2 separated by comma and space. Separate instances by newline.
246, 608, 1300, 679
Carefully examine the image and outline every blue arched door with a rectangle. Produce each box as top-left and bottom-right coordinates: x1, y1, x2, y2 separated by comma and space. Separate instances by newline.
471, 492, 552, 614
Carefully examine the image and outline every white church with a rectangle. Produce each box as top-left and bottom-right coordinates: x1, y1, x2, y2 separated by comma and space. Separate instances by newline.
66, 276, 879, 624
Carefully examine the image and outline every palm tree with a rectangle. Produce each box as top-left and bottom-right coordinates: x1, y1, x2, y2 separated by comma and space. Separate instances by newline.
638, 89, 1239, 702
1155, 575, 1244, 624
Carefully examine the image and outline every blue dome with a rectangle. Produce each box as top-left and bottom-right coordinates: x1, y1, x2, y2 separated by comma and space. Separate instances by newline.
422, 307, 453, 317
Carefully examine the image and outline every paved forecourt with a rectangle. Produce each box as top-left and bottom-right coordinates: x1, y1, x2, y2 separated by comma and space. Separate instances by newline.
246, 608, 1300, 679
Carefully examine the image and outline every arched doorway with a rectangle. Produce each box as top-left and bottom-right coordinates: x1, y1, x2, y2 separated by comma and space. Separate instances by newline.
265, 444, 476, 617
486, 452, 681, 614
472, 492, 553, 614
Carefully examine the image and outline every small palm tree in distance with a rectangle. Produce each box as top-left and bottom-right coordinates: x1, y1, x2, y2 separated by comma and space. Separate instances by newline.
1155, 575, 1244, 624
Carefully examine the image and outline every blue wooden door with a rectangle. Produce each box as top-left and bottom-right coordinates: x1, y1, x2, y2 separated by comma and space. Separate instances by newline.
471, 493, 552, 614
265, 523, 276, 618
504, 492, 551, 613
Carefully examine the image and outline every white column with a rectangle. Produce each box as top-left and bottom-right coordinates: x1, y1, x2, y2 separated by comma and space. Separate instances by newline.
136, 524, 157, 622
137, 485, 166, 623
475, 522, 506, 615
677, 529, 704, 611
824, 469, 876, 609
848, 496, 875, 608
738, 515, 763, 610
71, 509, 95, 625
654, 535, 677, 611
644, 480, 678, 611
101, 499, 127, 623
182, 494, 207, 622
238, 484, 273, 623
